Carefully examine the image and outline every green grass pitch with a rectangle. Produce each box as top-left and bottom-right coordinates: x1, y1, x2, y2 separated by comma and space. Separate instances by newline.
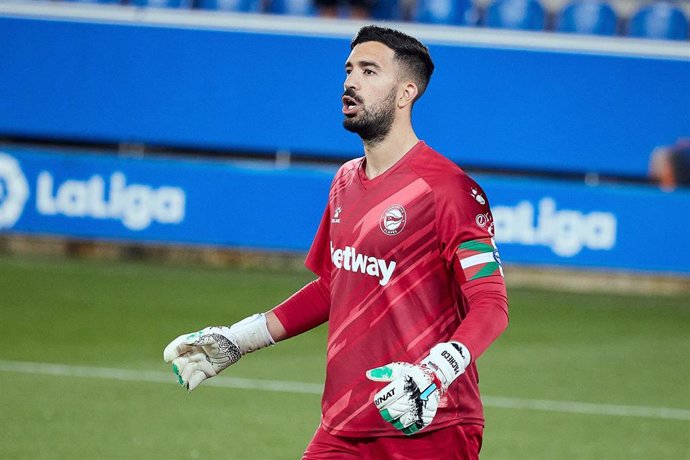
1, 254, 688, 459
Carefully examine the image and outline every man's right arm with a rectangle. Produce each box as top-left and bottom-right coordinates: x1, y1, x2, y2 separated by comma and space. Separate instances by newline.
268, 277, 330, 341
163, 276, 330, 391
165, 182, 335, 391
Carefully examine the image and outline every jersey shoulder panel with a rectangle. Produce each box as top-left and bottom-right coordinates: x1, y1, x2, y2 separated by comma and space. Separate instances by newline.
330, 157, 362, 196
407, 144, 496, 264
407, 144, 489, 210
334, 157, 362, 183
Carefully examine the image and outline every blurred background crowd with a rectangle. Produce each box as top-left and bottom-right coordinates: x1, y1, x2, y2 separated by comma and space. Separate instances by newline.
649, 138, 690, 190
42, 0, 690, 41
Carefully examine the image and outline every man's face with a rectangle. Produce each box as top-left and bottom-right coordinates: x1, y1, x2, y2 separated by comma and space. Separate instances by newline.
342, 41, 400, 142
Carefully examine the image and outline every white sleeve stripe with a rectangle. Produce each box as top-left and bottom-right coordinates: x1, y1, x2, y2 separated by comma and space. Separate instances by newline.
459, 252, 496, 269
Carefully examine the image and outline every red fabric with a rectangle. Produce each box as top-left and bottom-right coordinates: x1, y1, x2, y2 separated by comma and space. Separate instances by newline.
300, 141, 508, 437
303, 423, 483, 460
273, 277, 330, 338
452, 276, 509, 361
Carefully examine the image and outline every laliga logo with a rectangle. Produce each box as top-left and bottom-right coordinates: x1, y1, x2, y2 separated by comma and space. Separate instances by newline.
36, 171, 185, 231
492, 198, 617, 257
380, 204, 406, 236
0, 153, 29, 230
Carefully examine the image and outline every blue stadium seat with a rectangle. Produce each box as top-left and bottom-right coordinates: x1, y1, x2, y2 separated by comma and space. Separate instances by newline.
371, 0, 403, 21
415, 0, 476, 25
197, 0, 262, 12
131, 0, 192, 8
268, 0, 315, 15
62, 0, 122, 4
628, 2, 689, 41
557, 0, 617, 36
485, 0, 546, 30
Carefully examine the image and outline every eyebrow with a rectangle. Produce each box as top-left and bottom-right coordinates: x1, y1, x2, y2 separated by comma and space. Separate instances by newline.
345, 60, 383, 70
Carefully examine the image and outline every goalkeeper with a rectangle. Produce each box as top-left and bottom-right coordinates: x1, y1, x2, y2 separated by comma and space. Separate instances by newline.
164, 25, 508, 459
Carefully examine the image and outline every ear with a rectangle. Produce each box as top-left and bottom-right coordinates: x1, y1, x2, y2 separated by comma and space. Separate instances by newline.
398, 82, 418, 109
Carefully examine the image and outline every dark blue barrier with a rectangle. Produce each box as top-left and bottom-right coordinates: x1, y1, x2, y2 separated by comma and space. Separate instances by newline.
1, 147, 688, 275
1, 9, 689, 177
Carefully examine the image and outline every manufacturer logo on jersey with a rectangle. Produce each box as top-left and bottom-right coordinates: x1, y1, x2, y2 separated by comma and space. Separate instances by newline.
331, 206, 342, 224
379, 204, 406, 236
0, 153, 30, 230
470, 188, 486, 205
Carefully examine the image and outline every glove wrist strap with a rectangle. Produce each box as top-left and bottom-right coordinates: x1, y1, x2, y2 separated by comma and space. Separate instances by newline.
421, 341, 471, 391
227, 313, 275, 355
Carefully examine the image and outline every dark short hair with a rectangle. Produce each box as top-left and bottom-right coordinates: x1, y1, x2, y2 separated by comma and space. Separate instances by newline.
351, 25, 435, 102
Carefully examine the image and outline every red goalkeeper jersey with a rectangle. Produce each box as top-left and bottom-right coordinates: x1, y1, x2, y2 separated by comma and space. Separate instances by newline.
300, 141, 507, 437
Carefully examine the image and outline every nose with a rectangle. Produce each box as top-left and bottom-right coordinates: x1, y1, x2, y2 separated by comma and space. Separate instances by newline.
344, 72, 359, 91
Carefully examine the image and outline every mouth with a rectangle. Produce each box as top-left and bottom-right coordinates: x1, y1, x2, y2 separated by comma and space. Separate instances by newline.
342, 95, 361, 116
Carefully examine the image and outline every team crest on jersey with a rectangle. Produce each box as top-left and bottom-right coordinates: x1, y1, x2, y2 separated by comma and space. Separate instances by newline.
380, 204, 406, 236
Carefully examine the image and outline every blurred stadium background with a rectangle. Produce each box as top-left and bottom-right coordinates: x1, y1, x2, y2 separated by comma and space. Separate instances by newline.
0, 0, 689, 458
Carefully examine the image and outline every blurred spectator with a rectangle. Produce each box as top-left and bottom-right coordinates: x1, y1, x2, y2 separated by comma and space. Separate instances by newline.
649, 138, 690, 191
315, 0, 374, 18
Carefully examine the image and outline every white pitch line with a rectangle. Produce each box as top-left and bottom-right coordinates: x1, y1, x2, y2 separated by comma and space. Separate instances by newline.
0, 360, 324, 395
1, 360, 689, 421
482, 396, 690, 421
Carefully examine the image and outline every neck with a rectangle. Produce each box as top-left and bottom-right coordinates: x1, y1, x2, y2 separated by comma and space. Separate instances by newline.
362, 120, 419, 179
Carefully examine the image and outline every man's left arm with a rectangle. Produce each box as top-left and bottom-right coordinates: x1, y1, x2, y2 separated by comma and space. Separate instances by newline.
365, 274, 508, 435
450, 272, 509, 362
367, 178, 508, 435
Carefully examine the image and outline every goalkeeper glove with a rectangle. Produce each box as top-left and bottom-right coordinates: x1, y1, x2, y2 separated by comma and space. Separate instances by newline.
163, 313, 274, 391
366, 342, 470, 435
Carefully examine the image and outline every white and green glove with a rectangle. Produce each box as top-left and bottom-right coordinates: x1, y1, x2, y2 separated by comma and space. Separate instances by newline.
366, 342, 470, 435
163, 313, 274, 391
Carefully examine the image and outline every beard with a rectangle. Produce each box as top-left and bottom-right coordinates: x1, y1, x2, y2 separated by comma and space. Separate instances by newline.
343, 87, 397, 144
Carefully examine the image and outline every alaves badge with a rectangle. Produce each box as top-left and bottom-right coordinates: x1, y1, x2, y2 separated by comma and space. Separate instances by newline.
380, 204, 406, 236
